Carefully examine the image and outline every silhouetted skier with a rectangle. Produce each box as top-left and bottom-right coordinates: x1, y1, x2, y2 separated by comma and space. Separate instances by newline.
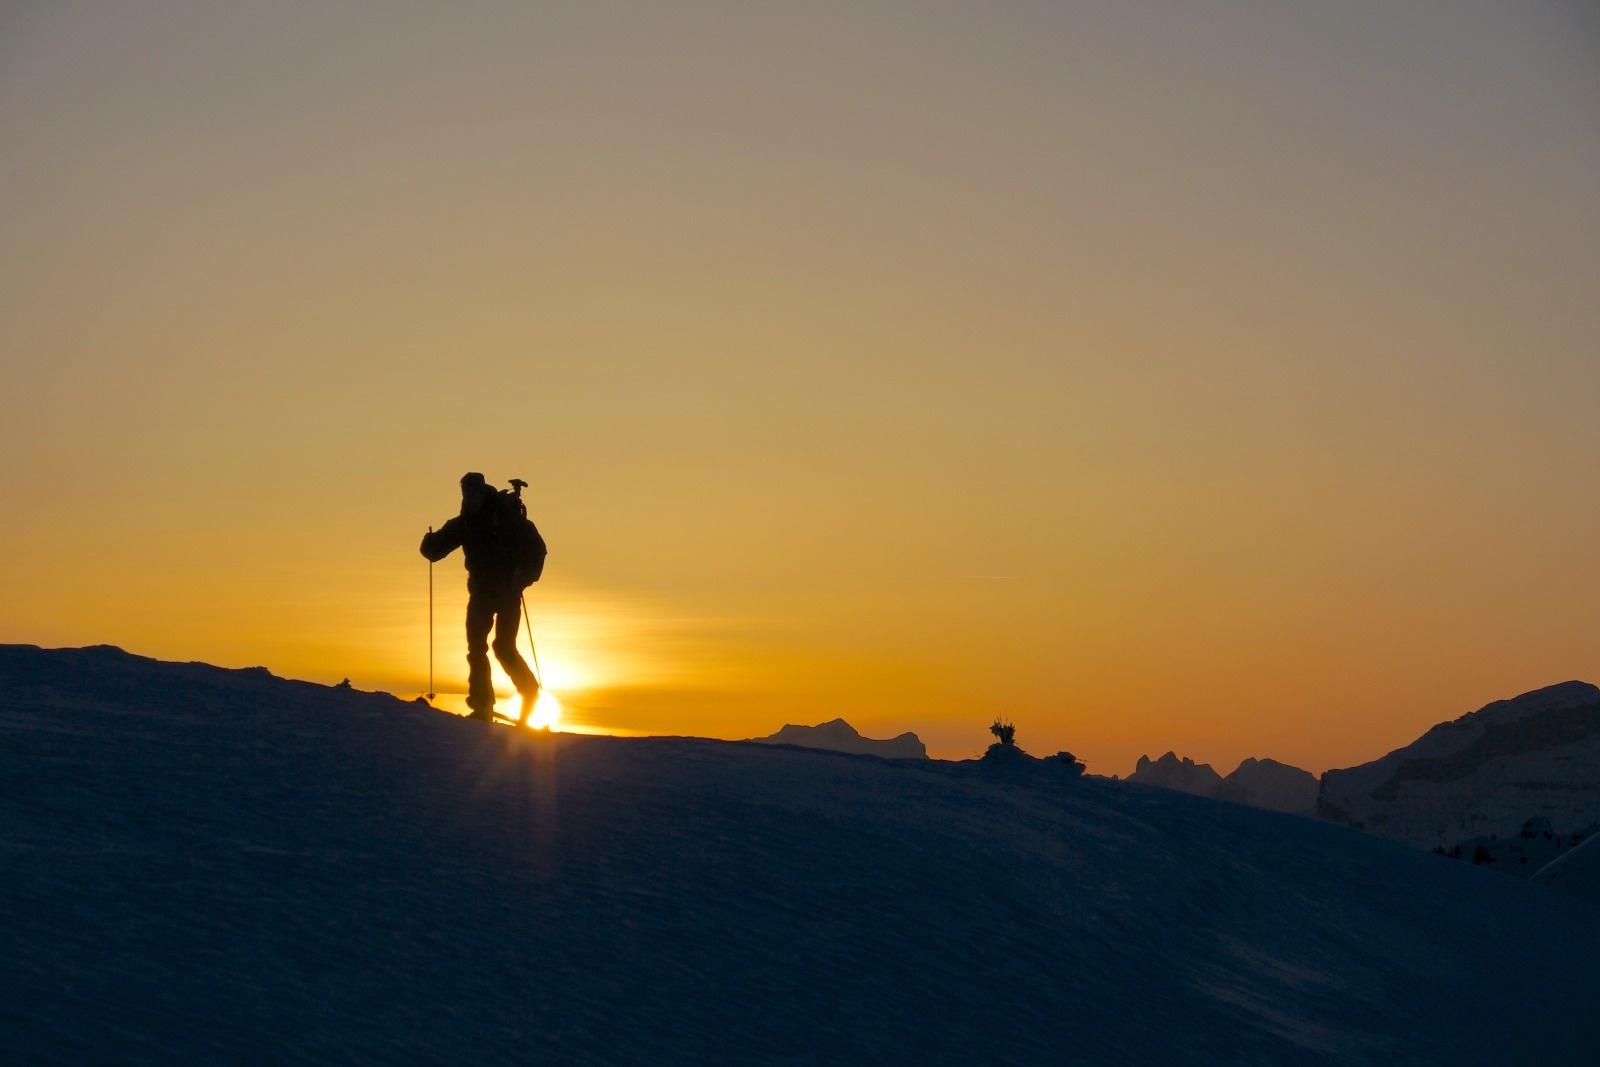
420, 472, 547, 723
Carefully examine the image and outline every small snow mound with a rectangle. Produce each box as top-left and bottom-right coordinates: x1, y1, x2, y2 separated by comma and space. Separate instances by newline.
1051, 751, 1087, 775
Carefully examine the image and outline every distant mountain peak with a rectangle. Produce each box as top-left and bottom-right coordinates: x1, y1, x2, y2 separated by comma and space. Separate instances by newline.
1215, 757, 1319, 814
1129, 751, 1221, 796
1127, 751, 1317, 813
750, 719, 926, 760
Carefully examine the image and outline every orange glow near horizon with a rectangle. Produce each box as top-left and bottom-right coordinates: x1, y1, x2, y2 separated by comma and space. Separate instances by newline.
2, 5, 1597, 777
514, 689, 564, 731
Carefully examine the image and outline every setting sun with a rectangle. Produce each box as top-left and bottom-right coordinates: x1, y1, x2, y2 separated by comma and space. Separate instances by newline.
520, 689, 563, 731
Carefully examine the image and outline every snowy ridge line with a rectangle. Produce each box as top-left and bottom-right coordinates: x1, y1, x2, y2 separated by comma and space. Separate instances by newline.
3, 645, 1599, 1064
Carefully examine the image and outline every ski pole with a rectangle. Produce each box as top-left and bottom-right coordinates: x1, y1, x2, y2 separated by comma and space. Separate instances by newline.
521, 592, 542, 687
426, 526, 435, 701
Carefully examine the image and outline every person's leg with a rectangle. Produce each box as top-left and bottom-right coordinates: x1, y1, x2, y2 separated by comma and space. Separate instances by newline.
465, 591, 497, 716
490, 589, 540, 720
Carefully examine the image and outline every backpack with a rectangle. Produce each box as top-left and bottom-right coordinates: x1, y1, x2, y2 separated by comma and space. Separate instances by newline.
497, 488, 547, 586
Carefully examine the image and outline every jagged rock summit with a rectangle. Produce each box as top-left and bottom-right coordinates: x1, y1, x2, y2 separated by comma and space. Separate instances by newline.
1318, 680, 1600, 851
1128, 751, 1222, 796
1127, 752, 1318, 815
749, 717, 927, 759
1214, 757, 1320, 814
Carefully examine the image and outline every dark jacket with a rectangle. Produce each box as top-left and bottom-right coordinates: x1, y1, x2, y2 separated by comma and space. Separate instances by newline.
421, 500, 543, 595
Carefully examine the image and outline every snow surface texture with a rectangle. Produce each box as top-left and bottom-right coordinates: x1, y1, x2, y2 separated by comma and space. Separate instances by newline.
748, 717, 927, 759
1535, 833, 1600, 904
1319, 681, 1600, 850
4, 645, 1599, 1065
1446, 817, 1595, 875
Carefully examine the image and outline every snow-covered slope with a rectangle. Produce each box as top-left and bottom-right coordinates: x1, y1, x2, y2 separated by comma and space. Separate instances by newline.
4, 645, 1599, 1064
748, 717, 926, 758
1319, 681, 1600, 851
1126, 751, 1222, 796
1534, 833, 1600, 905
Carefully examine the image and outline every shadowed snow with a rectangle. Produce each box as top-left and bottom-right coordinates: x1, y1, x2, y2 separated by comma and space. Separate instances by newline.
3, 645, 1597, 1064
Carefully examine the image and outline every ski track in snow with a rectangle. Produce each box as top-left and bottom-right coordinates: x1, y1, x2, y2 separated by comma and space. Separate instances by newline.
2, 645, 1597, 1065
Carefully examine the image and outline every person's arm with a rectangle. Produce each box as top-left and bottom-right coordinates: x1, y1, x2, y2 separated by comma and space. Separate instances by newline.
420, 517, 463, 562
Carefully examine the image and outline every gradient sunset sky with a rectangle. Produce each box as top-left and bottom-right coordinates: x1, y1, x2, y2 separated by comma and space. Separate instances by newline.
3, 2, 1596, 773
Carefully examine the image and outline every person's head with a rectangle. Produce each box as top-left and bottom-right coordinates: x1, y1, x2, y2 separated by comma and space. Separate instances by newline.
459, 471, 494, 513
